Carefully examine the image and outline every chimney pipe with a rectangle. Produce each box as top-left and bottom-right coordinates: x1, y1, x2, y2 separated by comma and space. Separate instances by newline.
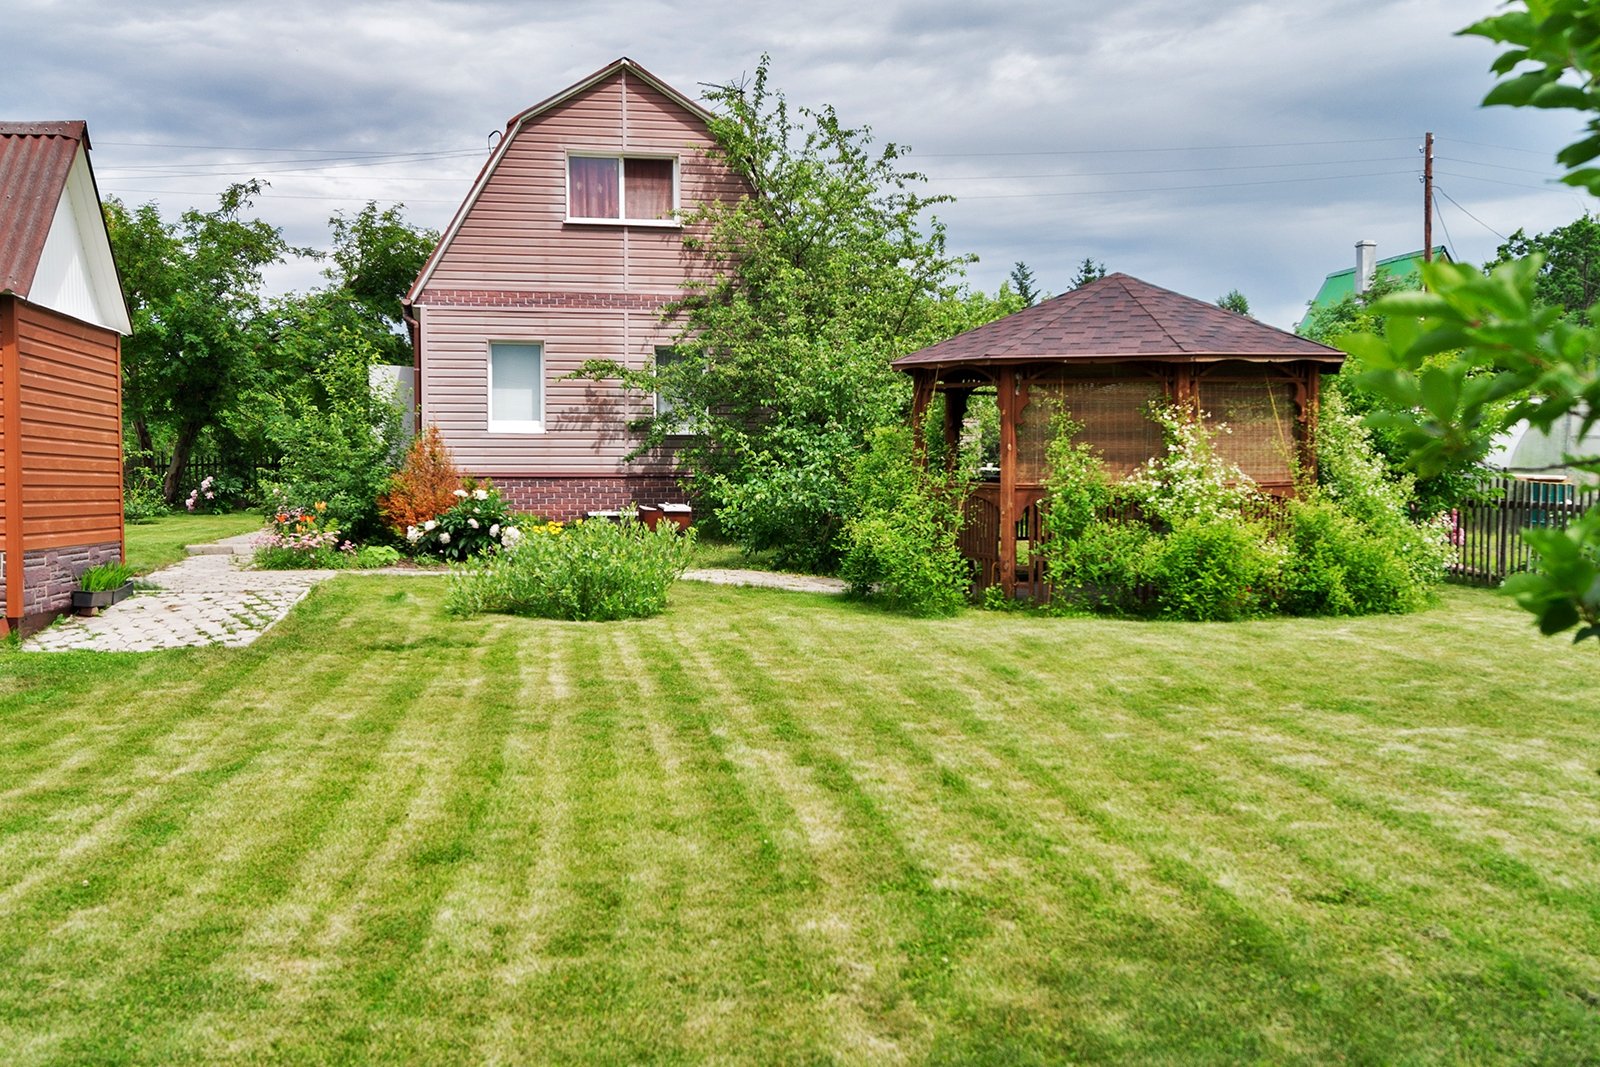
1354, 240, 1377, 296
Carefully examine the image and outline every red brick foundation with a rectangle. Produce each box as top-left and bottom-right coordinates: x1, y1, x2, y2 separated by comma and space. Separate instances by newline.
488, 474, 688, 522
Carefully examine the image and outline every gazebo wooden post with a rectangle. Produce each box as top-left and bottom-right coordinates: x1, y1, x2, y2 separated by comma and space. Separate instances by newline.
997, 366, 1018, 600
909, 370, 935, 464
942, 387, 970, 472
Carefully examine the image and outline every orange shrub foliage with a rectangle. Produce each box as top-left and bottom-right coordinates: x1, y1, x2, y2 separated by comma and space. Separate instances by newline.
378, 425, 463, 532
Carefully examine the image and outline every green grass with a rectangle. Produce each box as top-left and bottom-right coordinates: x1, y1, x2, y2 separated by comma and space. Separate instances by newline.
687, 534, 784, 572
123, 512, 265, 573
1, 581, 1597, 1063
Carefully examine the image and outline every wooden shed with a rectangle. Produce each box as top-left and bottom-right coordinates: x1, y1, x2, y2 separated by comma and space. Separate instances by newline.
0, 121, 132, 634
892, 273, 1344, 600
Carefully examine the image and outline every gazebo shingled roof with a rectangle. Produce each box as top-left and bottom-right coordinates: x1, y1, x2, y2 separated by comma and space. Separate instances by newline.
892, 273, 1342, 367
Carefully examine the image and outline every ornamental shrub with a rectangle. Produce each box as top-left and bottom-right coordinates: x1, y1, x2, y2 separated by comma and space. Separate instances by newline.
837, 426, 968, 617
445, 518, 692, 621
123, 452, 169, 524
1146, 518, 1282, 621
404, 479, 518, 560
379, 425, 462, 535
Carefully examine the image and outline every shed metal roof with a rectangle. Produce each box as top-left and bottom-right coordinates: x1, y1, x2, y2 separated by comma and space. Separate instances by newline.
0, 121, 86, 299
1301, 246, 1450, 322
893, 273, 1344, 369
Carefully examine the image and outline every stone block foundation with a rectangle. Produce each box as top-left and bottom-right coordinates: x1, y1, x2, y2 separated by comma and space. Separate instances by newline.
488, 474, 688, 522
2, 540, 124, 634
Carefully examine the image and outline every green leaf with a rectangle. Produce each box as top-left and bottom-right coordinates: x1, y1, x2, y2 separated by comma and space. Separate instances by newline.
1483, 71, 1551, 107
1418, 367, 1460, 422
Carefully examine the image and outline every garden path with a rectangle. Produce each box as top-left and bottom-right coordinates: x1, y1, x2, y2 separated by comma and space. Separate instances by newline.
21, 537, 848, 653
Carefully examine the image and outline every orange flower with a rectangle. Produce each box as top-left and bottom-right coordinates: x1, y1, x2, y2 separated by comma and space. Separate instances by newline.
275, 513, 288, 523
314, 501, 327, 512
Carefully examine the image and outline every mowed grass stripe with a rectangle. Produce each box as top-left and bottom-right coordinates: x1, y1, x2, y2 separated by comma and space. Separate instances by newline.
3, 577, 1599, 1063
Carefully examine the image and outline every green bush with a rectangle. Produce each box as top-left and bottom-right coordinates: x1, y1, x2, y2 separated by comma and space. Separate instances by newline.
445, 518, 692, 621
1048, 517, 1156, 615
354, 545, 402, 569
1280, 497, 1437, 616
1147, 519, 1281, 621
123, 452, 169, 524
837, 426, 968, 617
253, 505, 351, 570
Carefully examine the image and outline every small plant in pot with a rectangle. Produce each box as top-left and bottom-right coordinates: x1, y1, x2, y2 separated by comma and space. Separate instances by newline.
73, 561, 137, 615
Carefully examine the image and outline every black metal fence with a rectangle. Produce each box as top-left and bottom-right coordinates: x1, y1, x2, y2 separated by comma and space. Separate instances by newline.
124, 448, 277, 502
1449, 476, 1599, 586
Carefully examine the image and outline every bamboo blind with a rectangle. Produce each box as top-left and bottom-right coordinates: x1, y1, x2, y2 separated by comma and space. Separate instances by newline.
1196, 380, 1297, 484
1017, 380, 1166, 482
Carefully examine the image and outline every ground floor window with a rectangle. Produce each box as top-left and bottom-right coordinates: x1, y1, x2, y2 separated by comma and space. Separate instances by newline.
489, 342, 543, 433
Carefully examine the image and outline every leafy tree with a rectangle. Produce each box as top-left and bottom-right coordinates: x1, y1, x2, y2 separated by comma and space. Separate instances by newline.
1485, 213, 1600, 317
1346, 0, 1600, 642
105, 181, 309, 502
325, 201, 438, 364
1069, 257, 1107, 289
1009, 261, 1040, 306
1217, 289, 1251, 316
575, 56, 973, 570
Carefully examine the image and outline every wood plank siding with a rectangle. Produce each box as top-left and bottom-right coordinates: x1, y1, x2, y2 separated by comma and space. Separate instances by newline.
414, 65, 744, 477
7, 297, 124, 551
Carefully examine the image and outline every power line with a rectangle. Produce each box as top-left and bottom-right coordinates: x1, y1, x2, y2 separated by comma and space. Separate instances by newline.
1436, 155, 1563, 178
928, 155, 1414, 182
910, 136, 1420, 159
1435, 187, 1508, 241
949, 169, 1418, 200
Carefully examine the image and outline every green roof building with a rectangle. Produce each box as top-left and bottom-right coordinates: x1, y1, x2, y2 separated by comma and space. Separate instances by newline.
1298, 243, 1451, 329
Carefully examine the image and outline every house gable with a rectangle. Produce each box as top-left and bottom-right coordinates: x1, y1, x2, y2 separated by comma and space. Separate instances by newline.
0, 122, 131, 335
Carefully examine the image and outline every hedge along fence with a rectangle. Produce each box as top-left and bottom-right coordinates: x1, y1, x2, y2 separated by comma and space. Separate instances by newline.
1450, 476, 1600, 586
124, 448, 278, 501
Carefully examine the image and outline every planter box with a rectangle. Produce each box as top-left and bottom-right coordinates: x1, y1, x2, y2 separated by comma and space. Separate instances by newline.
659, 503, 693, 532
71, 580, 134, 616
636, 504, 664, 530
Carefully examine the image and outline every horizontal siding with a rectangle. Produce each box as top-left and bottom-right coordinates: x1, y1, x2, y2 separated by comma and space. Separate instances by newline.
418, 304, 674, 477
423, 68, 741, 296
14, 300, 122, 546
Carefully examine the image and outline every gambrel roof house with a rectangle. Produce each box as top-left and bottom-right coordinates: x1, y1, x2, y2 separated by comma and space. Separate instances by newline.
0, 121, 131, 633
404, 58, 745, 519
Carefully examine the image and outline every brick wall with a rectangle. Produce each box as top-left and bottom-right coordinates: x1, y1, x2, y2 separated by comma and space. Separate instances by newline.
20, 540, 123, 616
491, 474, 688, 521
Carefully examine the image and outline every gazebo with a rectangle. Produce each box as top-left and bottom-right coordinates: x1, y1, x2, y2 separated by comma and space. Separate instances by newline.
892, 273, 1345, 600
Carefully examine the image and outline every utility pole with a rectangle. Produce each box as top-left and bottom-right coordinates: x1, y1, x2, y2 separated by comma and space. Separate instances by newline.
1423, 131, 1434, 262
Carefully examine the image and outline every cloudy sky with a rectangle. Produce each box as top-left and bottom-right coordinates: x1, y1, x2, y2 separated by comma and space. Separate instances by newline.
9, 0, 1595, 329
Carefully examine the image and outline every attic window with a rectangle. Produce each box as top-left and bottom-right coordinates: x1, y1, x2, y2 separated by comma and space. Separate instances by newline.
567, 155, 677, 224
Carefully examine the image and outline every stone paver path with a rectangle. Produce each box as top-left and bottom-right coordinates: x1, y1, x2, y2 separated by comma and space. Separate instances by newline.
682, 568, 848, 594
21, 529, 848, 653
23, 551, 333, 653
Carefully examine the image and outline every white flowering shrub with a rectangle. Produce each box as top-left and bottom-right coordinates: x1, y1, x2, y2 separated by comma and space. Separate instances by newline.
404, 478, 518, 560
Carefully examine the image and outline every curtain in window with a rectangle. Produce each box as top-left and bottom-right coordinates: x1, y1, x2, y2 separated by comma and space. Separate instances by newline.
625, 158, 673, 220
1197, 379, 1297, 483
491, 343, 543, 425
569, 157, 619, 218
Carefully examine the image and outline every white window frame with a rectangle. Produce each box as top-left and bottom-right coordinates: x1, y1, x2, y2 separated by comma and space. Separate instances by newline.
564, 151, 681, 227
487, 341, 545, 434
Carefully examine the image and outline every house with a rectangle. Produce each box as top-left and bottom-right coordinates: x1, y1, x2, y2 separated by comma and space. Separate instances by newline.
0, 121, 132, 635
403, 58, 744, 519
893, 273, 1344, 599
1298, 240, 1451, 330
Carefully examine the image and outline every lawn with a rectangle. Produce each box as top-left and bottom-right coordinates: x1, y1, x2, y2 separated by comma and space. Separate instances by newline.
123, 511, 265, 573
1, 578, 1597, 1064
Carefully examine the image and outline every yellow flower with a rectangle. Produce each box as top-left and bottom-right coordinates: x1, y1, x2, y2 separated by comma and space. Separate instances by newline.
314, 501, 327, 512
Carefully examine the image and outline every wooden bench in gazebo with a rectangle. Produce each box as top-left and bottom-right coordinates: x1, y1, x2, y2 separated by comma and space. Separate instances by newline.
892, 274, 1344, 600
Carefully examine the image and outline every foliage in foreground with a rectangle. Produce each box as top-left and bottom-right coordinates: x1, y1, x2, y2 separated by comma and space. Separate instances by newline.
445, 518, 693, 621
1043, 401, 1448, 620
837, 426, 968, 617
1335, 0, 1600, 643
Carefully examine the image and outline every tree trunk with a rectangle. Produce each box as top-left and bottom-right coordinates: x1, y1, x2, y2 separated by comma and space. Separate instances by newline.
163, 420, 203, 505
135, 419, 153, 455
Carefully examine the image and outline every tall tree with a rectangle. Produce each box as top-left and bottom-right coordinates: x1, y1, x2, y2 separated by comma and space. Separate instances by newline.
105, 181, 307, 502
1347, 0, 1600, 643
1216, 288, 1251, 316
576, 56, 971, 570
324, 201, 438, 364
1009, 261, 1040, 306
1485, 213, 1600, 317
1069, 257, 1107, 289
